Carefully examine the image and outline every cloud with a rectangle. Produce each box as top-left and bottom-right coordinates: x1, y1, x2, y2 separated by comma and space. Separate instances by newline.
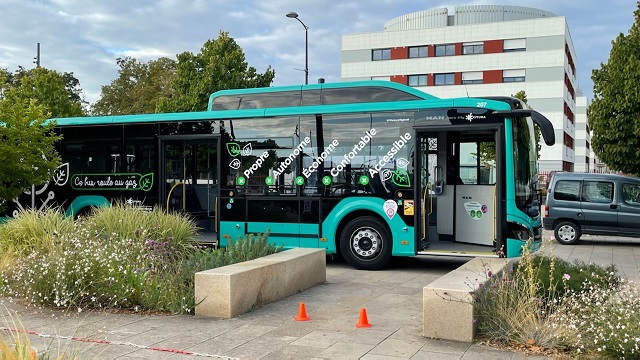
0, 0, 636, 103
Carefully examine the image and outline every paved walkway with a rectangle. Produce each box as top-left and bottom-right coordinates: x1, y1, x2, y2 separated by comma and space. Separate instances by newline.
547, 233, 640, 281
1, 232, 639, 359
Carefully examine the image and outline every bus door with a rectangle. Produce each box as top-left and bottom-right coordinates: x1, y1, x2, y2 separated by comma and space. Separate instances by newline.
455, 139, 497, 246
159, 136, 219, 240
415, 132, 450, 250
416, 130, 499, 250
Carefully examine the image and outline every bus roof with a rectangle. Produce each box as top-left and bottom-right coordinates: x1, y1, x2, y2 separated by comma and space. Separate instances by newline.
207, 80, 439, 111
49, 98, 512, 127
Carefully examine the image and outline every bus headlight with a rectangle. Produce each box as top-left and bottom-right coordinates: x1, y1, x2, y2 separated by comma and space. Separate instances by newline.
507, 222, 531, 241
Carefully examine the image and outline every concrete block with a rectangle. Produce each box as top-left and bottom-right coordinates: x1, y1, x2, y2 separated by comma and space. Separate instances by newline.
423, 257, 514, 342
195, 248, 326, 318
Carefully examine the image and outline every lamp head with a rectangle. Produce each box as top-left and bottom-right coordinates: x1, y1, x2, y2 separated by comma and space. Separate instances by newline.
286, 11, 299, 18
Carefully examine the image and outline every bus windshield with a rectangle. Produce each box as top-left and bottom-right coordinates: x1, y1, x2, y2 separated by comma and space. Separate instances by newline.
513, 117, 538, 213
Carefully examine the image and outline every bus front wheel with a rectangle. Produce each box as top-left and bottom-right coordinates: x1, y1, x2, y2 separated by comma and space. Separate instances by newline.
340, 216, 392, 270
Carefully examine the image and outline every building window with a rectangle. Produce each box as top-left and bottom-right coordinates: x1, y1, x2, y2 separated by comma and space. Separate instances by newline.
372, 48, 391, 61
503, 38, 526, 52
409, 46, 428, 58
503, 76, 525, 82
435, 44, 455, 57
434, 73, 454, 86
462, 42, 483, 55
408, 75, 427, 87
462, 71, 483, 84
503, 69, 525, 82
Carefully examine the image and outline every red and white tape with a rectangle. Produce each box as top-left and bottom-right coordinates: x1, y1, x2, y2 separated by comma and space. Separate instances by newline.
2, 327, 239, 359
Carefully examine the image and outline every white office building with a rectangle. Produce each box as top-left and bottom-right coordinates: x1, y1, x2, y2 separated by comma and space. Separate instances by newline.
341, 5, 589, 172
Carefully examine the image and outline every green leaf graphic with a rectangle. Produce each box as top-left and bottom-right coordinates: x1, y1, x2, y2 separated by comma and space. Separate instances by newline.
140, 173, 154, 191
391, 169, 411, 188
227, 143, 241, 157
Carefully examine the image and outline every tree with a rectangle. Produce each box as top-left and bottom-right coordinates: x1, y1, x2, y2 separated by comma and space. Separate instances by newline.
0, 98, 61, 211
157, 31, 275, 113
92, 57, 176, 115
589, 2, 640, 175
0, 68, 10, 97
0, 67, 86, 118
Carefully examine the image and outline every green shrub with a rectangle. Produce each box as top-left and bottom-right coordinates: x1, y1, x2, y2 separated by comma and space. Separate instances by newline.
1, 205, 281, 314
474, 239, 623, 350
183, 231, 282, 274
516, 254, 618, 301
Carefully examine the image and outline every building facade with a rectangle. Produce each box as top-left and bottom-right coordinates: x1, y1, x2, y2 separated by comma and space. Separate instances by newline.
341, 5, 588, 172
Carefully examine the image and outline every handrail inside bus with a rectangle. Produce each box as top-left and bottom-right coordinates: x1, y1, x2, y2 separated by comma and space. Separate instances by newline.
420, 183, 434, 241
166, 182, 185, 215
427, 183, 433, 216
421, 184, 428, 240
493, 184, 496, 243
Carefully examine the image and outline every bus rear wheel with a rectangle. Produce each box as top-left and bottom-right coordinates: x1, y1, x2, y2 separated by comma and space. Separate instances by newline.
340, 216, 392, 270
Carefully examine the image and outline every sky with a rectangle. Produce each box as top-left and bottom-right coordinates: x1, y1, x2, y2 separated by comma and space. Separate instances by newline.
0, 0, 637, 105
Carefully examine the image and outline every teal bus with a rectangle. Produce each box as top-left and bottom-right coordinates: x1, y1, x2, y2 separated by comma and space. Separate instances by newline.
2, 81, 555, 270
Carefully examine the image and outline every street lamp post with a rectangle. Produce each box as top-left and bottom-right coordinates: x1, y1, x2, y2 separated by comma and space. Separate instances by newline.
286, 11, 308, 85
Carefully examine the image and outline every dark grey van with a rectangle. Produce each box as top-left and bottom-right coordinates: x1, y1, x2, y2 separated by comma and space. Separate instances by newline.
543, 172, 640, 244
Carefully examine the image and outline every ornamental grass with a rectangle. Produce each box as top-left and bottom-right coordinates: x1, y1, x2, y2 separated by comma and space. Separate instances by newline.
0, 204, 280, 315
474, 238, 639, 359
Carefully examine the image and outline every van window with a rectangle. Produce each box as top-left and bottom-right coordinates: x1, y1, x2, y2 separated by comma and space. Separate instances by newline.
582, 181, 614, 203
623, 183, 640, 205
554, 180, 580, 201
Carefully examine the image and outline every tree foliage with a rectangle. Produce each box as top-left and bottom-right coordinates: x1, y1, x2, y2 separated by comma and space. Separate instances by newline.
0, 67, 86, 118
588, 2, 640, 175
0, 66, 83, 211
0, 99, 61, 211
92, 57, 176, 115
157, 31, 275, 113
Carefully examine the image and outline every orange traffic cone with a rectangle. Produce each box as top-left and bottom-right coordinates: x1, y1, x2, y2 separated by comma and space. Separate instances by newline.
356, 308, 371, 328
295, 302, 310, 321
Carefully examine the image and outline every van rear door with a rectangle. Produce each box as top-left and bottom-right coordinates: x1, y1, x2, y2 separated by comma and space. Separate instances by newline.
580, 179, 618, 235
617, 181, 640, 236
551, 179, 585, 228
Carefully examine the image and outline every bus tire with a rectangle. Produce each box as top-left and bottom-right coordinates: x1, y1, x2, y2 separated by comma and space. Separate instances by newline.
340, 216, 392, 270
74, 206, 94, 220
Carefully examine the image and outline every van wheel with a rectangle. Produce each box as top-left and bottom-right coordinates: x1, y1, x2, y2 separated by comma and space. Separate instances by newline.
340, 216, 392, 270
554, 221, 581, 245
